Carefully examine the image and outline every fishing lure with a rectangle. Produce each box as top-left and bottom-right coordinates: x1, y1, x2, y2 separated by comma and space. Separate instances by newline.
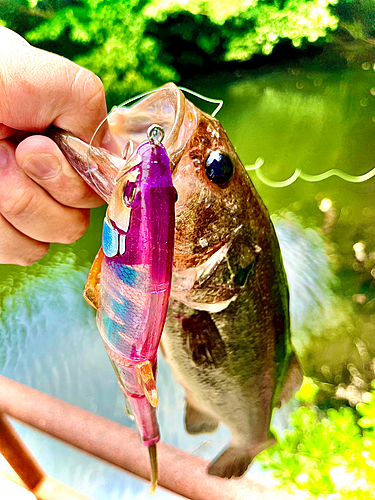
83, 124, 176, 493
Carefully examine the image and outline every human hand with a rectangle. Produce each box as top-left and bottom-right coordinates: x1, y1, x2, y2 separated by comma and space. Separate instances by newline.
0, 27, 108, 266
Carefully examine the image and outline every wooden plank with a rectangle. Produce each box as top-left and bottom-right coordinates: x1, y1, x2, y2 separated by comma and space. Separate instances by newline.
0, 413, 44, 491
0, 376, 293, 500
0, 414, 93, 499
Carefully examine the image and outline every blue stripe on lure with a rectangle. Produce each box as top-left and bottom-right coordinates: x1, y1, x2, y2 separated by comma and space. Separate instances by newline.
103, 218, 126, 257
106, 259, 146, 291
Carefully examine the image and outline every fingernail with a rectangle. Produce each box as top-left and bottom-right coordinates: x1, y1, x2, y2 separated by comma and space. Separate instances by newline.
23, 154, 61, 179
0, 148, 8, 168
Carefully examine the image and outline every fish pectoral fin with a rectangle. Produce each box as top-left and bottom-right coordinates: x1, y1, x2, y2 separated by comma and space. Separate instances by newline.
276, 352, 303, 408
185, 401, 219, 434
135, 360, 159, 408
83, 247, 104, 310
181, 311, 226, 369
208, 438, 276, 479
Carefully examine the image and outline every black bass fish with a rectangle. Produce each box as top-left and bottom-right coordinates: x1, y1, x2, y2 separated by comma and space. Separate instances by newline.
50, 82, 302, 479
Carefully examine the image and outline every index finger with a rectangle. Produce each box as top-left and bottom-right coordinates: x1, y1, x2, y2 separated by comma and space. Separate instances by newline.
0, 27, 108, 145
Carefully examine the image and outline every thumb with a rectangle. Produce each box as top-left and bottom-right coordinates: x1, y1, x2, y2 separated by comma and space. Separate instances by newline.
0, 26, 108, 145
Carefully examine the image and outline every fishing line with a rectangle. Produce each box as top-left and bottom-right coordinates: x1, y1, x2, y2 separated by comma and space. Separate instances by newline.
177, 87, 223, 117
245, 158, 375, 187
87, 89, 160, 195
87, 85, 224, 194
87, 83, 375, 191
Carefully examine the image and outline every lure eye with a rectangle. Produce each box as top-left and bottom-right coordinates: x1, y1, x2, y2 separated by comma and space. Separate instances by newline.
123, 181, 140, 207
205, 151, 233, 186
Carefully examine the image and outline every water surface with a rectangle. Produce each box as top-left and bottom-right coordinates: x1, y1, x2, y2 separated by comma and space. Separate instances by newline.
1, 62, 375, 497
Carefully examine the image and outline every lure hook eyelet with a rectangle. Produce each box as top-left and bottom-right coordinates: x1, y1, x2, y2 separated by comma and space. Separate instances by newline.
147, 124, 165, 146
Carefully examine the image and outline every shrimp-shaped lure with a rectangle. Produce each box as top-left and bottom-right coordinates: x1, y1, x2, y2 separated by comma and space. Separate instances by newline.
84, 125, 176, 493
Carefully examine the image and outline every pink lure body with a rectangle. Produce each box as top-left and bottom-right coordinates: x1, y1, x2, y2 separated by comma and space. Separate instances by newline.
97, 140, 176, 447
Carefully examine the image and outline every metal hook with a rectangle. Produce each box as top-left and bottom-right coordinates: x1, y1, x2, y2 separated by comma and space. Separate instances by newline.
147, 124, 165, 146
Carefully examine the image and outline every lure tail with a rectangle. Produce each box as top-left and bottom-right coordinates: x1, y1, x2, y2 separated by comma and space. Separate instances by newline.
114, 365, 160, 493
136, 360, 158, 408
149, 443, 158, 494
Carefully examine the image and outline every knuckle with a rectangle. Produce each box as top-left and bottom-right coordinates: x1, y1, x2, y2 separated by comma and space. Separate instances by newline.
0, 186, 36, 219
59, 209, 90, 244
86, 74, 105, 104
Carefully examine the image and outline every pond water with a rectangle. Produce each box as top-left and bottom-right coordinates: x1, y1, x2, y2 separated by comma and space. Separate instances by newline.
1, 61, 375, 498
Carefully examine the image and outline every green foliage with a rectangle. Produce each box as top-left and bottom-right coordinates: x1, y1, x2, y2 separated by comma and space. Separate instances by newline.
0, 0, 47, 34
332, 0, 375, 38
258, 377, 375, 498
1, 0, 341, 105
146, 0, 339, 61
20, 0, 177, 106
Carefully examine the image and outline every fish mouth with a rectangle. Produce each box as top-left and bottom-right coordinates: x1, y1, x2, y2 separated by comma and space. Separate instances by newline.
51, 84, 191, 202
107, 83, 197, 173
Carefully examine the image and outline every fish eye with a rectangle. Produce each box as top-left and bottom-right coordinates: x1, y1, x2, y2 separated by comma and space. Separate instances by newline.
205, 151, 233, 186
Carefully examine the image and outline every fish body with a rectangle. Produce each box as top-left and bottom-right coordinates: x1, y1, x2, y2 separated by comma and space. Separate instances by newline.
158, 106, 301, 477
50, 83, 302, 479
